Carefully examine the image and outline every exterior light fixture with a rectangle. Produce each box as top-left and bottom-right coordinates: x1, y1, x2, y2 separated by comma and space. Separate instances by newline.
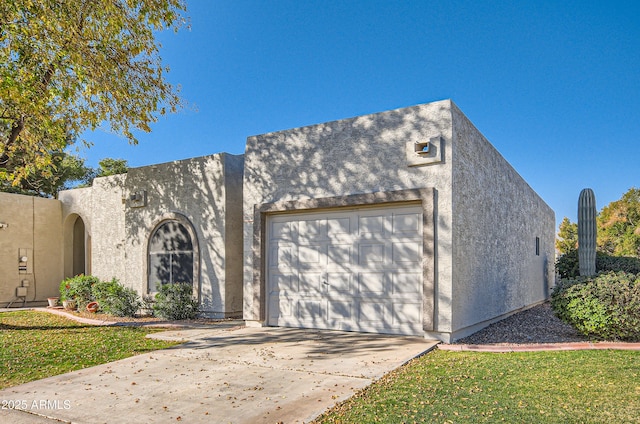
414, 141, 430, 155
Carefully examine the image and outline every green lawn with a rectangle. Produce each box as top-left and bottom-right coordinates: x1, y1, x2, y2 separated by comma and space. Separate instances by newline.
4, 311, 639, 422
315, 348, 640, 423
0, 310, 179, 389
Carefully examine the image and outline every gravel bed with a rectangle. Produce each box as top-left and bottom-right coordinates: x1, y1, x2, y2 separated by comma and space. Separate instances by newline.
454, 302, 589, 345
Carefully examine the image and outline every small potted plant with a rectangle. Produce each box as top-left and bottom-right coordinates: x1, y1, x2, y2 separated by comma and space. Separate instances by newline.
86, 301, 99, 313
59, 279, 76, 310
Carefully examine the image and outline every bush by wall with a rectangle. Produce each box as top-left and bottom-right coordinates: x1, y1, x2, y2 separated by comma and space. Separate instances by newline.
556, 250, 580, 279
153, 283, 199, 320
59, 275, 141, 317
60, 276, 201, 320
551, 272, 640, 341
92, 278, 141, 317
556, 250, 640, 279
59, 275, 100, 309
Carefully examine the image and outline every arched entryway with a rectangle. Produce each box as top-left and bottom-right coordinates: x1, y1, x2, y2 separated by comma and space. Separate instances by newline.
63, 214, 91, 278
147, 214, 200, 296
72, 217, 86, 276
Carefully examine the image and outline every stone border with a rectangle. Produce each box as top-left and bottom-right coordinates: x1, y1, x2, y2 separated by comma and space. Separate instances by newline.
250, 188, 436, 331
31, 307, 244, 329
438, 342, 640, 352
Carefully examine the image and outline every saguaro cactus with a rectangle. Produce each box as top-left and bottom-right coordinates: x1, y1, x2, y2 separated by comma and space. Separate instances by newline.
578, 188, 597, 276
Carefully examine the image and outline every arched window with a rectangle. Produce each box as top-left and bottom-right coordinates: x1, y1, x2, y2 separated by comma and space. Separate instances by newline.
148, 220, 194, 292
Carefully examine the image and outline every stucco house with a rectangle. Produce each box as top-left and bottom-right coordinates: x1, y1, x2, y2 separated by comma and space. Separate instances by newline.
0, 99, 554, 341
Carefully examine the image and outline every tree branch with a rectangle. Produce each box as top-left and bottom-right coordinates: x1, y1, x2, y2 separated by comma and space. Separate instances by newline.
7, 117, 23, 146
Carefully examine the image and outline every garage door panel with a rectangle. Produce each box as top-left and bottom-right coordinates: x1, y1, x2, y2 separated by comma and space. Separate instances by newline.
328, 244, 352, 267
392, 241, 421, 263
328, 301, 353, 320
358, 272, 386, 294
270, 244, 296, 269
299, 219, 326, 242
270, 273, 297, 292
393, 212, 421, 234
267, 204, 423, 336
358, 302, 389, 323
392, 302, 421, 325
328, 217, 351, 236
270, 297, 293, 320
299, 244, 323, 265
297, 299, 324, 322
359, 215, 384, 234
359, 243, 385, 264
392, 272, 422, 294
299, 272, 324, 294
326, 272, 352, 292
271, 221, 294, 240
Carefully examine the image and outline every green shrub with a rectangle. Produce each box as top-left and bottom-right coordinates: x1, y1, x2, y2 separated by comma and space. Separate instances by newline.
140, 294, 155, 317
551, 272, 640, 341
555, 250, 640, 279
92, 278, 141, 317
153, 283, 199, 320
556, 250, 579, 279
59, 275, 99, 309
597, 253, 640, 274
549, 276, 587, 318
59, 279, 73, 301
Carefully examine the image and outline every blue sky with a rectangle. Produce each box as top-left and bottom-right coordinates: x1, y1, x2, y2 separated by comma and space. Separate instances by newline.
80, 0, 640, 230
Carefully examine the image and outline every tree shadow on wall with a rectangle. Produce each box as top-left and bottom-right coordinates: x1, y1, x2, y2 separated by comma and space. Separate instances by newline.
245, 102, 454, 328
123, 154, 243, 309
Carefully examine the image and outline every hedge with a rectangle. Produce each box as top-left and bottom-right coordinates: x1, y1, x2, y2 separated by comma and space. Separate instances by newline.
556, 250, 640, 279
551, 271, 640, 341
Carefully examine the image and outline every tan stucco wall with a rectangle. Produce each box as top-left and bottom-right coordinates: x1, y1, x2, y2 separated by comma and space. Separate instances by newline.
0, 192, 63, 305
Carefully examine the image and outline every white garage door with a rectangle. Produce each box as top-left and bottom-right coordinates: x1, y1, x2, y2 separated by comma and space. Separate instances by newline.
266, 204, 423, 336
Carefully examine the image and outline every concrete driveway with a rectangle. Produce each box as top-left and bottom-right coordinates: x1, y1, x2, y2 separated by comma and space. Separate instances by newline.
0, 324, 437, 423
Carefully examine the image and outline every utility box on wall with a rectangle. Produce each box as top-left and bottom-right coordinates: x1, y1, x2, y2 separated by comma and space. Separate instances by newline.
18, 248, 33, 274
